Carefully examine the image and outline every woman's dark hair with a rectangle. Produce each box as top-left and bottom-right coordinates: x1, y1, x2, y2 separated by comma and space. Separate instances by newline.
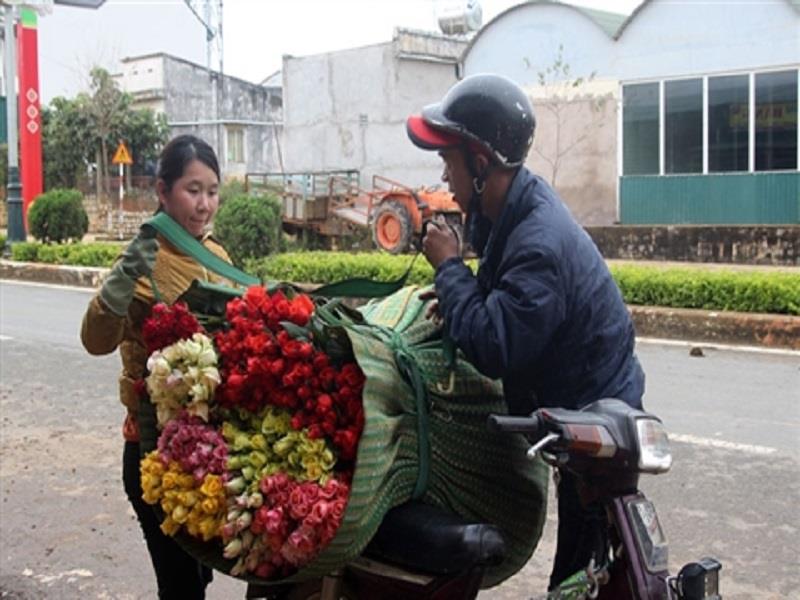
157, 134, 221, 192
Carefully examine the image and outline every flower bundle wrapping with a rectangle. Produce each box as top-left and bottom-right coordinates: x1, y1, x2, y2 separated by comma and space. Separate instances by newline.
138, 286, 365, 581
138, 283, 549, 587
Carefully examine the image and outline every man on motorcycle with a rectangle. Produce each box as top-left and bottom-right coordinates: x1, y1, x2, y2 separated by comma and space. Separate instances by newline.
406, 73, 646, 590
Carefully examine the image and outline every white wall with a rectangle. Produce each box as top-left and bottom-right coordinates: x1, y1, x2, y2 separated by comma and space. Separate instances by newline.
118, 56, 165, 97
616, 0, 799, 83
463, 3, 617, 85
283, 34, 464, 189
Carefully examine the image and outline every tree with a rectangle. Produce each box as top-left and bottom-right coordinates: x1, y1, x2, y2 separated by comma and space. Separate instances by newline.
80, 67, 131, 198
41, 96, 94, 190
524, 45, 609, 189
120, 108, 169, 177
40, 67, 168, 193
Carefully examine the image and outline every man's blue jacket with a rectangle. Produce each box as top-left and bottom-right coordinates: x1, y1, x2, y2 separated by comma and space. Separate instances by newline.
435, 167, 645, 415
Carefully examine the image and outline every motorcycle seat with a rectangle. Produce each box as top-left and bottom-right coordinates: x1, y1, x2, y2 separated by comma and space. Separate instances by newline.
362, 501, 507, 575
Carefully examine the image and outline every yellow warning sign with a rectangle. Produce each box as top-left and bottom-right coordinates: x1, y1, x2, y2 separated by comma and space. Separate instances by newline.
112, 142, 133, 165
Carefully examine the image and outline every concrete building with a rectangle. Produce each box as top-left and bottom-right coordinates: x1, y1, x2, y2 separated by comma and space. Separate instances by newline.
281, 28, 468, 190
462, 0, 799, 225
116, 53, 283, 180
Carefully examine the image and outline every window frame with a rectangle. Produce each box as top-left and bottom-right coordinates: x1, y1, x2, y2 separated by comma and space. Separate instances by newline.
619, 66, 799, 176
226, 126, 246, 164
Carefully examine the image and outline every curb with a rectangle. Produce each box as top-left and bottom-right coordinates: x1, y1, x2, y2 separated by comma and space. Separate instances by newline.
629, 305, 799, 351
2, 260, 798, 351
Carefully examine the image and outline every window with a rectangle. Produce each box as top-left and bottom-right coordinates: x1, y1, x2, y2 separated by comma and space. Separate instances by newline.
226, 127, 245, 163
621, 69, 798, 176
664, 78, 702, 174
622, 83, 659, 175
755, 70, 798, 171
708, 75, 749, 172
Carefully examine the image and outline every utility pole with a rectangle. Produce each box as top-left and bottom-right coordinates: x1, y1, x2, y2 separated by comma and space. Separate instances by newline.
2, 4, 25, 242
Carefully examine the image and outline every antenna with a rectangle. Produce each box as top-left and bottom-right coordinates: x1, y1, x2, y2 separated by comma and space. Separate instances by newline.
183, 0, 223, 75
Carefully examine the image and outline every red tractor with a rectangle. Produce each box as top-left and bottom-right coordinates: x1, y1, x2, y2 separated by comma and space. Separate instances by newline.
368, 176, 463, 254
245, 172, 464, 254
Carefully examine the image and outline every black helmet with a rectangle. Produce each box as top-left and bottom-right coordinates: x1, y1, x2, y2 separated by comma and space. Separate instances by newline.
407, 73, 535, 167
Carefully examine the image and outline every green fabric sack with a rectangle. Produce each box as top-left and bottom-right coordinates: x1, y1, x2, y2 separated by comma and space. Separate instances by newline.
140, 284, 548, 587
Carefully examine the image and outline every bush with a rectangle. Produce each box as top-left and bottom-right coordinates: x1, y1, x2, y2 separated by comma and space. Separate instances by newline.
219, 179, 247, 204
247, 251, 472, 287
247, 253, 800, 315
0, 233, 6, 253
27, 188, 88, 243
9, 242, 39, 262
213, 192, 283, 267
10, 241, 121, 267
610, 265, 800, 316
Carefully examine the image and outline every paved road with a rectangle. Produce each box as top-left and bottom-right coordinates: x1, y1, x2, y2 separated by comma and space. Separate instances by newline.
1, 280, 798, 599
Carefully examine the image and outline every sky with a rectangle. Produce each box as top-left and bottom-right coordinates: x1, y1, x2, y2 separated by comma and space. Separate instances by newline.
31, 0, 643, 103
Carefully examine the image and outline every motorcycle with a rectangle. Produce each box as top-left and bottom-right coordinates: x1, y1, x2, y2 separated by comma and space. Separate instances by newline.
248, 398, 721, 600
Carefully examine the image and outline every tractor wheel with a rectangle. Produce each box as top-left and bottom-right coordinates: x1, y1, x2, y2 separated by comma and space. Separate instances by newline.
372, 200, 412, 254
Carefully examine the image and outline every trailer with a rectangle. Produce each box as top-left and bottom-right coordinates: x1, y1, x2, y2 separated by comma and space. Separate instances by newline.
245, 171, 463, 254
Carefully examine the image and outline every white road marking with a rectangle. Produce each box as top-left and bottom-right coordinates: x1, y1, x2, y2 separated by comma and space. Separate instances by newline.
0, 334, 12, 341
0, 278, 96, 292
22, 567, 94, 583
670, 432, 778, 455
637, 336, 800, 357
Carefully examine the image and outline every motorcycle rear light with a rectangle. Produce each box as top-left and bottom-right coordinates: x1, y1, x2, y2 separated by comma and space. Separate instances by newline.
677, 557, 722, 600
636, 418, 672, 473
564, 424, 617, 457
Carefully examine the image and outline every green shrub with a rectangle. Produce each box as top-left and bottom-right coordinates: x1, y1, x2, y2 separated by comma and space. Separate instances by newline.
10, 241, 121, 267
27, 188, 89, 243
609, 265, 800, 315
10, 242, 40, 262
247, 254, 799, 315
247, 252, 476, 287
0, 233, 7, 253
219, 179, 247, 204
213, 192, 283, 266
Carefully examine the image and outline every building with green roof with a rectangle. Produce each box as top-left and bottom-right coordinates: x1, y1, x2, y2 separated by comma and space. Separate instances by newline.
461, 0, 798, 226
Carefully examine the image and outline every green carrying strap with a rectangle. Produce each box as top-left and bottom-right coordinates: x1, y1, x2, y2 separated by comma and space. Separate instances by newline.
315, 302, 430, 499
142, 213, 416, 299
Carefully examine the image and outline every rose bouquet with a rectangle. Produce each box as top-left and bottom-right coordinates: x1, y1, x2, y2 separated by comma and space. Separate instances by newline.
137, 286, 365, 580
136, 282, 549, 588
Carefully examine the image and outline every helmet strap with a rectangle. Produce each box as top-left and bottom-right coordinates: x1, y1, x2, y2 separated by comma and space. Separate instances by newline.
462, 147, 492, 257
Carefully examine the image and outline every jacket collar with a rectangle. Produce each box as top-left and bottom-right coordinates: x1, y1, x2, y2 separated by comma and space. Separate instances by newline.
480, 167, 537, 270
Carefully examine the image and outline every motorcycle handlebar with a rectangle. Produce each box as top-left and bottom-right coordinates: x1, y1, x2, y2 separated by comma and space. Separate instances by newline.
486, 413, 545, 436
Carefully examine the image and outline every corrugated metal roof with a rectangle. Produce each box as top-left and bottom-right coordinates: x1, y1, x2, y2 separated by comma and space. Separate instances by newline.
569, 5, 628, 37
517, 1, 628, 38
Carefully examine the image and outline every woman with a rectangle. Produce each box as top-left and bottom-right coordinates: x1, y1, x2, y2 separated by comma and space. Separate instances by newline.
81, 134, 230, 599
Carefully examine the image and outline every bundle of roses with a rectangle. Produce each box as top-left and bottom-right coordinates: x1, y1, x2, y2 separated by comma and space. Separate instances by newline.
137, 286, 365, 579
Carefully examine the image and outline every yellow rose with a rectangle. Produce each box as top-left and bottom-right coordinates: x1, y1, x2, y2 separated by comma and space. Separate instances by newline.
177, 473, 195, 489
179, 490, 199, 507
160, 517, 180, 536
306, 462, 323, 481
201, 498, 220, 515
200, 475, 223, 498
172, 505, 189, 524
161, 471, 179, 490
197, 517, 220, 541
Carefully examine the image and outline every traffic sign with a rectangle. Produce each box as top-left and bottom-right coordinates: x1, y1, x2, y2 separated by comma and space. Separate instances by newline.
112, 141, 133, 165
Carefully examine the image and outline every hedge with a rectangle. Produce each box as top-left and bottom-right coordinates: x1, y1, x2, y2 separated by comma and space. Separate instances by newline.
248, 252, 800, 316
6, 244, 799, 315
10, 241, 122, 267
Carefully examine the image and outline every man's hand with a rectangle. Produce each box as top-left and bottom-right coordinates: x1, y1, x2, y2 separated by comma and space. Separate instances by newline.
419, 287, 441, 323
422, 221, 459, 270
